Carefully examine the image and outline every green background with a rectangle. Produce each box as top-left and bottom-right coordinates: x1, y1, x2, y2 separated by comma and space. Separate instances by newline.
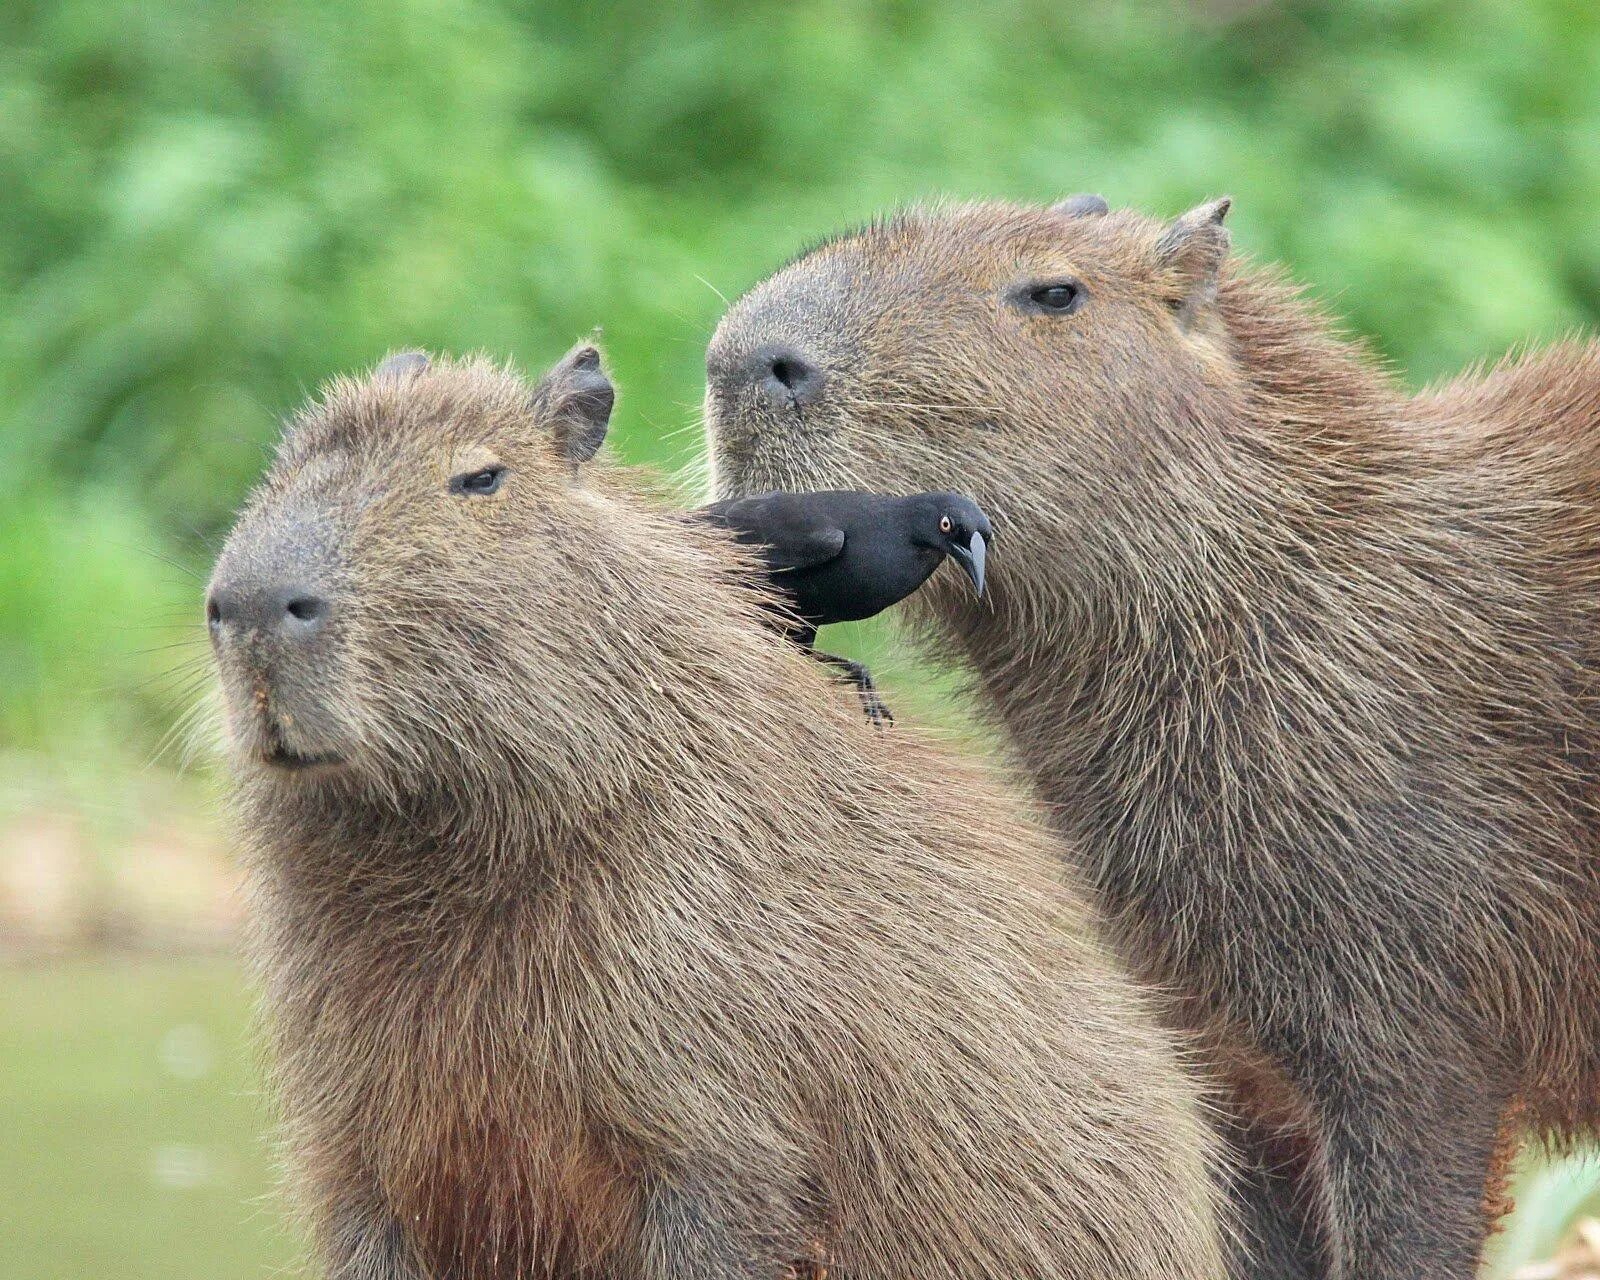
3, 0, 1599, 1274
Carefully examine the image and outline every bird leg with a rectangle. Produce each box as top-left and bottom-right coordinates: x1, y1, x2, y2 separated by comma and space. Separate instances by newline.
807, 650, 894, 727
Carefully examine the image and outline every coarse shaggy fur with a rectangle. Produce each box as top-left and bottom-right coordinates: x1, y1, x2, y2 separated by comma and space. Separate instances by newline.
703, 197, 1600, 1280
208, 350, 1229, 1280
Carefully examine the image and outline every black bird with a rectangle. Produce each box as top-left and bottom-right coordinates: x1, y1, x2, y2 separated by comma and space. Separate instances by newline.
696, 490, 992, 725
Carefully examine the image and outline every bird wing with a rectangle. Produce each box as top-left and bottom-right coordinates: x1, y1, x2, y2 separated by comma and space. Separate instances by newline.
696, 494, 847, 574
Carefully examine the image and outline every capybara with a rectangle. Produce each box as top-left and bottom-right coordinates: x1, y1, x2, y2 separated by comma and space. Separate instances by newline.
206, 346, 1229, 1279
703, 196, 1600, 1280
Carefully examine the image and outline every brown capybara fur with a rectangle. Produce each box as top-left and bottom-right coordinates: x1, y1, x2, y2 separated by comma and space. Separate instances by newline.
206, 347, 1230, 1280
703, 197, 1600, 1280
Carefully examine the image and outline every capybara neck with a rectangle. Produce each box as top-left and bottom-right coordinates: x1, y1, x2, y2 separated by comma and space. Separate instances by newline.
239, 513, 878, 908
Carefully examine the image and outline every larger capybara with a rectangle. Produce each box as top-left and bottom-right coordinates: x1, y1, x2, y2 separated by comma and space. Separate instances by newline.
205, 346, 1229, 1280
703, 196, 1600, 1280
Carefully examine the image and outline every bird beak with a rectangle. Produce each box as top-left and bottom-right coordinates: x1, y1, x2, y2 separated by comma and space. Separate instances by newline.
951, 532, 986, 597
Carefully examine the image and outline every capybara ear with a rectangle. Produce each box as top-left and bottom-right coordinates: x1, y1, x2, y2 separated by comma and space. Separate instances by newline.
1155, 197, 1231, 326
1052, 193, 1109, 218
532, 342, 615, 468
375, 350, 432, 380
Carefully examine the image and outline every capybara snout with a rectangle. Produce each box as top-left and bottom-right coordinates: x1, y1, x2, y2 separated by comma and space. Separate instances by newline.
207, 494, 348, 772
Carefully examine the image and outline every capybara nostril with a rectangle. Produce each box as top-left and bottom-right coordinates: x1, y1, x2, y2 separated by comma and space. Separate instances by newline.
283, 593, 328, 627
770, 356, 804, 389
751, 344, 825, 408
267, 585, 331, 640
206, 578, 331, 643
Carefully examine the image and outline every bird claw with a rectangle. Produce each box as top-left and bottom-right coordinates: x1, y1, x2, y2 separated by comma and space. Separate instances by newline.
808, 650, 895, 728
836, 656, 894, 728
858, 686, 895, 728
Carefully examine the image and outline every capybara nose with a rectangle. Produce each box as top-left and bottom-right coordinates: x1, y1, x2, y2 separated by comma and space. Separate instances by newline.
749, 343, 825, 409
208, 581, 331, 645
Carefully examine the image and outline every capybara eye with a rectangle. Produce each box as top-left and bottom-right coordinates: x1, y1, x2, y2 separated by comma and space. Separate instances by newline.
940, 515, 954, 533
1027, 282, 1083, 314
452, 465, 507, 497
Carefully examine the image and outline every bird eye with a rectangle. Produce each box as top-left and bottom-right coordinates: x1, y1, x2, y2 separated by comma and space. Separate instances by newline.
451, 465, 507, 497
939, 515, 954, 534
1026, 282, 1083, 314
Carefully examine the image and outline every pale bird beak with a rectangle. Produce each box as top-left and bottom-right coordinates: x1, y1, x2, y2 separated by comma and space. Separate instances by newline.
950, 532, 986, 598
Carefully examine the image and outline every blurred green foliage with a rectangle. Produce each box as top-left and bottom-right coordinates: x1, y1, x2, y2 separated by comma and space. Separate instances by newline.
3, 0, 1600, 763
0, 960, 298, 1280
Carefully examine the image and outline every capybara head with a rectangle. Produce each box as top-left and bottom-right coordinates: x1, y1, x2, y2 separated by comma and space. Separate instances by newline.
206, 346, 654, 802
704, 196, 1247, 602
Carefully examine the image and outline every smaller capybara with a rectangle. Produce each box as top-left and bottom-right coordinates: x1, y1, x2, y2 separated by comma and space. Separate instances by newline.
205, 346, 1229, 1280
703, 197, 1600, 1280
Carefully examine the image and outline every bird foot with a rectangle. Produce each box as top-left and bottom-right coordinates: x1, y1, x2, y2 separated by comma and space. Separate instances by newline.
857, 683, 895, 728
811, 651, 894, 728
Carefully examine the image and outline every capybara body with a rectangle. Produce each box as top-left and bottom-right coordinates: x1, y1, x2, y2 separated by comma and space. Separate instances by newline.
207, 350, 1229, 1279
703, 199, 1600, 1280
